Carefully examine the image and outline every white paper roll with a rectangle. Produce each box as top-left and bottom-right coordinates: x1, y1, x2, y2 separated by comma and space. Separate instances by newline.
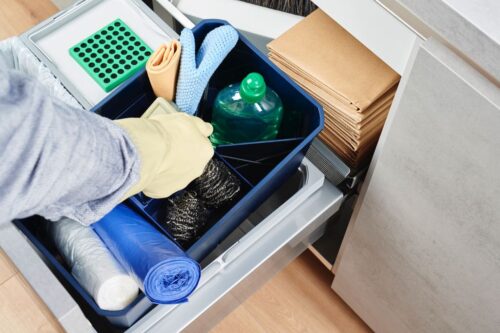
49, 218, 139, 311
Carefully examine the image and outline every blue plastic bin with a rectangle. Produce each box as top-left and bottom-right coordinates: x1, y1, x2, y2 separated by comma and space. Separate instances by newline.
15, 19, 323, 328
92, 19, 323, 260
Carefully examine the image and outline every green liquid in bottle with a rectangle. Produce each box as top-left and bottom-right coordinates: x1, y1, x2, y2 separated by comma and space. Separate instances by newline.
210, 73, 284, 145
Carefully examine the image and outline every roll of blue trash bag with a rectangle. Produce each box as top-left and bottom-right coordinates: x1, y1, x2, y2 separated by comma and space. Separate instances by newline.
92, 204, 201, 304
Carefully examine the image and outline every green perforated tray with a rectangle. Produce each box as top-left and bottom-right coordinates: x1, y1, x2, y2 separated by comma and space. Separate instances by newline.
69, 19, 153, 92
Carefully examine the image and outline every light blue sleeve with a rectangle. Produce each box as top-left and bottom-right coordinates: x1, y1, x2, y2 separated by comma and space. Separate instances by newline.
0, 68, 140, 226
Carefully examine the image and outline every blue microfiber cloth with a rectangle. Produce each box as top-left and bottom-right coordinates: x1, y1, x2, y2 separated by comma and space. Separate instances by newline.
175, 25, 239, 115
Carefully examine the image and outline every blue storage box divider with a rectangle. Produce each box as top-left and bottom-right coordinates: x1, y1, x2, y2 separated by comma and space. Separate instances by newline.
15, 19, 323, 328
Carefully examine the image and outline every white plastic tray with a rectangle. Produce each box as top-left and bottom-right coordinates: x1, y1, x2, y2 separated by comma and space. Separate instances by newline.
22, 0, 178, 108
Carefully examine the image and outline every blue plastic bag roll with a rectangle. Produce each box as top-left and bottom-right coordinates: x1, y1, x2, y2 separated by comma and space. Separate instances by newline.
92, 204, 200, 304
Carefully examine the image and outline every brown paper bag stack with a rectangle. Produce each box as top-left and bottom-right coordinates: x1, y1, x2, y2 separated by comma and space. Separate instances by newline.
267, 9, 399, 168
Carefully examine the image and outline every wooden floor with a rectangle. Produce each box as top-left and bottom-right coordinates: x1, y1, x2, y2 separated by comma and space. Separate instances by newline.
0, 0, 58, 39
212, 251, 371, 333
0, 1, 370, 332
0, 250, 64, 333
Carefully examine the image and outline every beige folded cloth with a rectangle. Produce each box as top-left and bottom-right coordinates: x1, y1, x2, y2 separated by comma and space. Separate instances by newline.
146, 40, 181, 101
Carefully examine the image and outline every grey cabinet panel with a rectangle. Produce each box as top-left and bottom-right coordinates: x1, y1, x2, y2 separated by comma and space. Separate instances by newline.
378, 0, 500, 83
332, 39, 500, 333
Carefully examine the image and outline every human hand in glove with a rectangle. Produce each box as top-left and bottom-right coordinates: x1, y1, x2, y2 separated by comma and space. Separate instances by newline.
115, 113, 214, 199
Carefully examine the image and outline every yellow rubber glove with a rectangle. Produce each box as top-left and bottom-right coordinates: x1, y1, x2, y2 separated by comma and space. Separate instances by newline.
115, 113, 214, 199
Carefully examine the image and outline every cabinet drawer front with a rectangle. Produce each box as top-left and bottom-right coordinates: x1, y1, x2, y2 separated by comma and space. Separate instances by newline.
130, 159, 343, 332
333, 39, 500, 333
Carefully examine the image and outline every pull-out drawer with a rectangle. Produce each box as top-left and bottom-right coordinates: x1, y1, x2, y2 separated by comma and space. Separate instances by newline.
131, 159, 343, 332
0, 1, 345, 332
1, 159, 343, 332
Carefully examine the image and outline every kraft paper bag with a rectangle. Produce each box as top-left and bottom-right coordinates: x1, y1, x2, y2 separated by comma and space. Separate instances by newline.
267, 9, 399, 111
267, 9, 400, 168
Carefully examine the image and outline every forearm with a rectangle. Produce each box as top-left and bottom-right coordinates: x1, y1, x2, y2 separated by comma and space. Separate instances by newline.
0, 69, 140, 225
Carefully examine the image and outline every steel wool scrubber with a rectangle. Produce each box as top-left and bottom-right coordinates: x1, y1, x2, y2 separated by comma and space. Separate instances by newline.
162, 191, 210, 247
162, 159, 241, 247
188, 159, 241, 208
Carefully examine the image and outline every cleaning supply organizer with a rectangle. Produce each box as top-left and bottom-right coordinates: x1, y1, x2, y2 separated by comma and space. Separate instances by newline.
93, 19, 323, 260
16, 19, 323, 328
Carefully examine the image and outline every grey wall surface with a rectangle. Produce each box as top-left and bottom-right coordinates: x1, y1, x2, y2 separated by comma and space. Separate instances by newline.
378, 0, 500, 84
332, 38, 500, 333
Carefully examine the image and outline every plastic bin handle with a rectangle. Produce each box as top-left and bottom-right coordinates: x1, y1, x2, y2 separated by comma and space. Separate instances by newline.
156, 0, 195, 29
